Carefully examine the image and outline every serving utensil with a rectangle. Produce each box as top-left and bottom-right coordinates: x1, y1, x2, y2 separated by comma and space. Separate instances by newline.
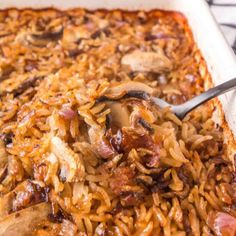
151, 77, 236, 119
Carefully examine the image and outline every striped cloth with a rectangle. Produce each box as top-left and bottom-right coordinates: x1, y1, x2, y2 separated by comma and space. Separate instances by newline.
206, 0, 236, 54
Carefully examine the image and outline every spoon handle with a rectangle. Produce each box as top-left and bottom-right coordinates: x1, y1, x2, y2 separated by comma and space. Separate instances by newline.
174, 77, 236, 119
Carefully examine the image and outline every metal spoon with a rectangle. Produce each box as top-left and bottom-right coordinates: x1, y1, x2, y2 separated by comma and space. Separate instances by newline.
151, 77, 236, 119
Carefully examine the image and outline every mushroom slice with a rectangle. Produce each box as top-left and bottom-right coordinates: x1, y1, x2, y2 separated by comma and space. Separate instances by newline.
31, 27, 63, 41
0, 202, 51, 236
121, 50, 172, 73
27, 27, 63, 46
51, 137, 85, 182
98, 81, 153, 101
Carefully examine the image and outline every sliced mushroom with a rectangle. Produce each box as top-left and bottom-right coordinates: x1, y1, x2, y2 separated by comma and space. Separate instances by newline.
51, 137, 85, 182
97, 81, 153, 102
0, 202, 51, 236
28, 27, 63, 46
121, 50, 172, 73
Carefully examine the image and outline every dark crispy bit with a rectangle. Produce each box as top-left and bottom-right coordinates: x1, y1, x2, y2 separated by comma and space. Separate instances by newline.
105, 114, 111, 130
151, 179, 171, 192
178, 165, 194, 187
31, 27, 63, 41
83, 15, 89, 23
137, 118, 154, 134
0, 64, 15, 82
232, 172, 236, 184
91, 28, 111, 39
209, 156, 229, 166
120, 191, 144, 206
95, 96, 115, 103
0, 132, 14, 145
111, 202, 123, 215
109, 128, 160, 167
11, 76, 44, 97
48, 209, 69, 223
24, 60, 38, 72
68, 49, 84, 58
151, 168, 171, 192
124, 90, 150, 100
183, 210, 194, 236
91, 30, 103, 39
96, 90, 150, 104
110, 128, 153, 153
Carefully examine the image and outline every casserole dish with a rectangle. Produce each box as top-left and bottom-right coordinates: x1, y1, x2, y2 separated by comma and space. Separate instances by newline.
0, 0, 236, 235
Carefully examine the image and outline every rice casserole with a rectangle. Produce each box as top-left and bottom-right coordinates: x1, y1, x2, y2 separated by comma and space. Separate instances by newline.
0, 8, 236, 235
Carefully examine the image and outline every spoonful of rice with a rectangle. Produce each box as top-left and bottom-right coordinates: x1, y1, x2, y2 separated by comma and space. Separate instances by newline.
97, 78, 236, 120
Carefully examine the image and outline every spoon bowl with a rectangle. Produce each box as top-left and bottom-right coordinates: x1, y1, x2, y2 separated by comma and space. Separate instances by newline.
151, 77, 236, 119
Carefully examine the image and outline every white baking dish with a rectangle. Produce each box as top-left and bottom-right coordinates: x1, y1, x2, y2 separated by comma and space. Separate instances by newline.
1, 0, 236, 150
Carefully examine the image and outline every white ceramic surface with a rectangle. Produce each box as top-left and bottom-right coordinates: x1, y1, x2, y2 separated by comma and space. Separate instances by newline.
1, 0, 236, 139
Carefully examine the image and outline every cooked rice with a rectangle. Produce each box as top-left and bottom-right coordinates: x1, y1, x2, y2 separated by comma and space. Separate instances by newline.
0, 8, 236, 236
